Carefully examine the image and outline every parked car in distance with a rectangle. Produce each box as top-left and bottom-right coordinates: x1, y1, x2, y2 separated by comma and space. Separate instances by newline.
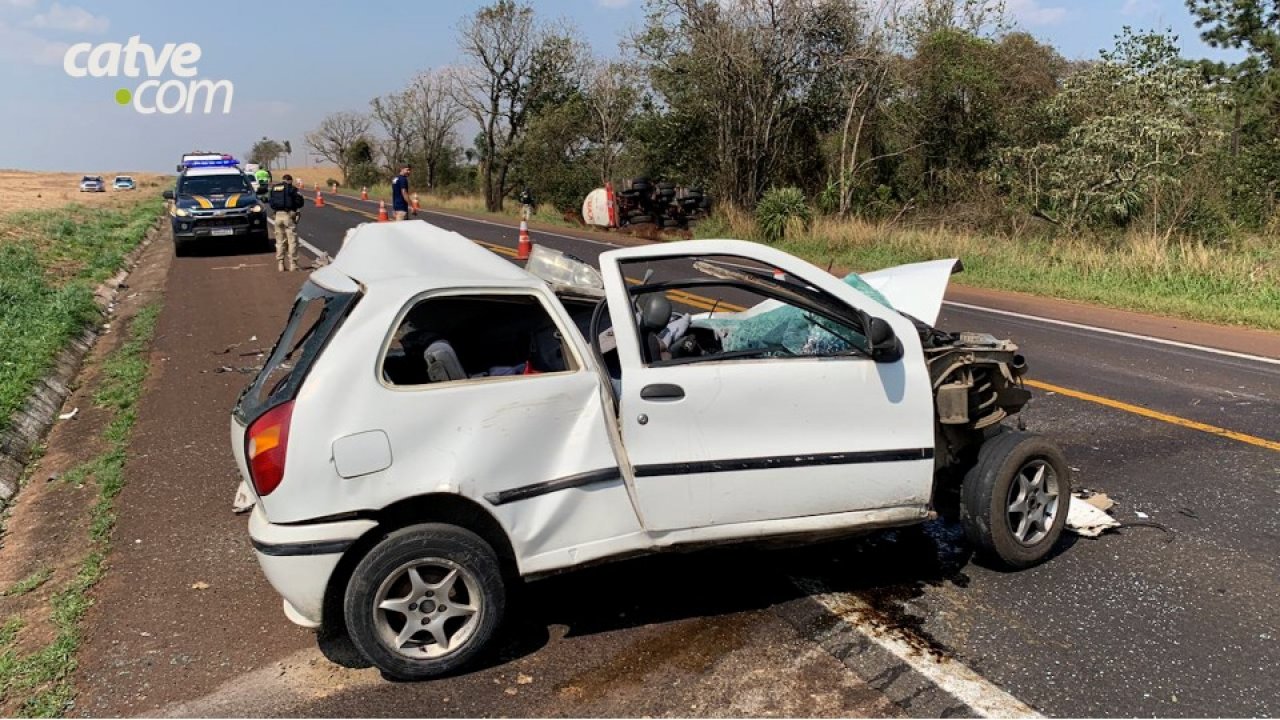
113, 175, 136, 191
231, 222, 1069, 681
79, 175, 105, 192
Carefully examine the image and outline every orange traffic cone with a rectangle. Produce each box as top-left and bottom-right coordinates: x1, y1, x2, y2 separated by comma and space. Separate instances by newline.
412, 193, 421, 212
361, 187, 368, 200
314, 189, 324, 208
516, 219, 532, 261
377, 200, 389, 222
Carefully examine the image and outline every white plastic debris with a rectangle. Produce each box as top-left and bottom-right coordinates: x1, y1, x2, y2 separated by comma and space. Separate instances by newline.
232, 480, 256, 514
58, 407, 79, 421
1135, 510, 1150, 519
1067, 492, 1120, 537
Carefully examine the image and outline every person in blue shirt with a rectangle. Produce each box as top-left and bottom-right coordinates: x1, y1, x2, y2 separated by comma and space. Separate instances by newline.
391, 163, 415, 220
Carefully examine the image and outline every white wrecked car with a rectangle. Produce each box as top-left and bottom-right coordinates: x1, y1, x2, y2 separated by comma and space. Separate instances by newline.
231, 221, 1069, 680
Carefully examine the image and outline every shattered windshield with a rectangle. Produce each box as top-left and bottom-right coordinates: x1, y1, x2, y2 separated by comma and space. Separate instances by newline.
620, 255, 898, 363
696, 270, 896, 355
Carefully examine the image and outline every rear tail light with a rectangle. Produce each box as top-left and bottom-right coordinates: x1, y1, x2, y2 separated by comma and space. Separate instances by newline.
246, 401, 294, 496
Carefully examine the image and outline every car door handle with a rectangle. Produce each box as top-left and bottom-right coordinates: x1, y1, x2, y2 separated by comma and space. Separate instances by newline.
640, 383, 685, 401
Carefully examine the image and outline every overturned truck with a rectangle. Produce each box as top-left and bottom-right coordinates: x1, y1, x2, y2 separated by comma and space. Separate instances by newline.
583, 177, 711, 230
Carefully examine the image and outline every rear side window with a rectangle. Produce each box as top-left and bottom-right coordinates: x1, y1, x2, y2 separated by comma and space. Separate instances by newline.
235, 281, 358, 422
381, 294, 577, 387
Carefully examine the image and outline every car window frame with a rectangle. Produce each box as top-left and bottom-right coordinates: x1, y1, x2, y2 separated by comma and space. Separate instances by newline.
622, 278, 874, 369
376, 287, 588, 392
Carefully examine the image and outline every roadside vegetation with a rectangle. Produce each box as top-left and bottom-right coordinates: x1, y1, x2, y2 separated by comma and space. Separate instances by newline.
0, 301, 161, 716
266, 0, 1280, 330
0, 199, 162, 435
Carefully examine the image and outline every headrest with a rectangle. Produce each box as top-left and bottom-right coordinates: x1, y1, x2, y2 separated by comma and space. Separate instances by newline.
637, 293, 671, 332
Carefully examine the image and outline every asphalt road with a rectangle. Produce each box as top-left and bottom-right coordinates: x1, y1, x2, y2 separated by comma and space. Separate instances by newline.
294, 195, 1280, 717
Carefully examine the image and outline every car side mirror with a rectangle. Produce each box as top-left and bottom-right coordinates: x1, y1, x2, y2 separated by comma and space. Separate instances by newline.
864, 314, 902, 363
162, 190, 174, 200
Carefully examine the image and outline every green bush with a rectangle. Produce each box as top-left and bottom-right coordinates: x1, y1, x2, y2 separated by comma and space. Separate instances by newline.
756, 187, 812, 243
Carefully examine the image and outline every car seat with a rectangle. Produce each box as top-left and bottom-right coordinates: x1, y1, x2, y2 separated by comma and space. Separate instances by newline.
636, 293, 672, 364
423, 339, 468, 382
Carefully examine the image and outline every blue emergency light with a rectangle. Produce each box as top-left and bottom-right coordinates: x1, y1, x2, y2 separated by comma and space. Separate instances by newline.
184, 157, 240, 168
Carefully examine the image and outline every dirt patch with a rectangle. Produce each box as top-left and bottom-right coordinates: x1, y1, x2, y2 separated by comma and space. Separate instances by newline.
0, 170, 169, 216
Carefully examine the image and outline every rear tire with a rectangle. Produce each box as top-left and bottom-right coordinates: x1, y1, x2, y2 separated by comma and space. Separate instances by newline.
960, 431, 1069, 569
344, 524, 506, 681
628, 214, 653, 225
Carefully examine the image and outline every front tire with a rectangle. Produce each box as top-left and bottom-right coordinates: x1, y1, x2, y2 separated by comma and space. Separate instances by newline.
173, 237, 191, 257
960, 431, 1069, 569
344, 524, 506, 680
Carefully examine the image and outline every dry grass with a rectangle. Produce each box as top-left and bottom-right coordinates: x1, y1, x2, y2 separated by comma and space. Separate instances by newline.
270, 166, 343, 190
0, 171, 168, 216
698, 204, 1280, 330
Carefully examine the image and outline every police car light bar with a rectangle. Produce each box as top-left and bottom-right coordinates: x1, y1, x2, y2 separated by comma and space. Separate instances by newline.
182, 153, 238, 168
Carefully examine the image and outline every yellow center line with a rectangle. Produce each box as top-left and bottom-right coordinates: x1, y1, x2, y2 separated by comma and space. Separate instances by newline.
1024, 378, 1280, 452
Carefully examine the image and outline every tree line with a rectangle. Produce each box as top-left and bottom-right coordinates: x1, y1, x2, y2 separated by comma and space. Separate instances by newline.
300, 0, 1279, 240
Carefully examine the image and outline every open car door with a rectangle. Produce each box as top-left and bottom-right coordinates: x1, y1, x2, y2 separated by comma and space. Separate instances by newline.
598, 240, 937, 536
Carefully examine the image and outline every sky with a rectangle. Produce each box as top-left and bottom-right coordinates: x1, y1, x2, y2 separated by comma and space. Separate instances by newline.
0, 0, 1248, 173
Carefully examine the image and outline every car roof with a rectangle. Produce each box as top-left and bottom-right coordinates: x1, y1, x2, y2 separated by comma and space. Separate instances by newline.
313, 220, 538, 291
181, 167, 245, 178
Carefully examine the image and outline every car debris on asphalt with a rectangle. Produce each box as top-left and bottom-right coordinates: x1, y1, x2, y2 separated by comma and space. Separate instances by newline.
1066, 491, 1121, 537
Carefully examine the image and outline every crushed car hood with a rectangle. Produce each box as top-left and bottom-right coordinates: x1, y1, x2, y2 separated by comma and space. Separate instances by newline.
859, 258, 960, 326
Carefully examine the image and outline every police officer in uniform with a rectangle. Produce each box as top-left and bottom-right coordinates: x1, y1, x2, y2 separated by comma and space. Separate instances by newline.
267, 174, 304, 271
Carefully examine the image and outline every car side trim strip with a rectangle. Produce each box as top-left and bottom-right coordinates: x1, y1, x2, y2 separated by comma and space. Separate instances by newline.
250, 538, 354, 557
633, 448, 934, 478
484, 467, 622, 506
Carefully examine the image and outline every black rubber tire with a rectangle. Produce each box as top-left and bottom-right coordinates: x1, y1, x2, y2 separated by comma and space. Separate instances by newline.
627, 214, 653, 225
344, 524, 506, 681
960, 431, 1070, 570
173, 237, 191, 257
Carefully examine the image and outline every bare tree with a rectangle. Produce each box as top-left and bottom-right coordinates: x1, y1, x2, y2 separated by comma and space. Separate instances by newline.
407, 69, 465, 191
452, 0, 579, 210
584, 59, 640, 184
305, 111, 371, 182
370, 90, 416, 176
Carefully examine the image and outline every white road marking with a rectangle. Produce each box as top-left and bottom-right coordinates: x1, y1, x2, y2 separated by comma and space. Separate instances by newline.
795, 580, 1044, 718
323, 193, 1280, 366
296, 235, 331, 264
943, 301, 1280, 366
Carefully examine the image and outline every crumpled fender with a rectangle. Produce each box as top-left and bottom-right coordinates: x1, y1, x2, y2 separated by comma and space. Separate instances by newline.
859, 258, 961, 326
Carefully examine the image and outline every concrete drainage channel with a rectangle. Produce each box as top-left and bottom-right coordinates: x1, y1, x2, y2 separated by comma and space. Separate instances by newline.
0, 219, 162, 511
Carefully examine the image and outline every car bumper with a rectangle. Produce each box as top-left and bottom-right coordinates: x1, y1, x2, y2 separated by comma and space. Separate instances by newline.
172, 218, 267, 239
248, 504, 377, 628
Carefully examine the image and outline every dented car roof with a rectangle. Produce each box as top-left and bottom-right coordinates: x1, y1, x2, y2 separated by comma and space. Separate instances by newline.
312, 220, 539, 291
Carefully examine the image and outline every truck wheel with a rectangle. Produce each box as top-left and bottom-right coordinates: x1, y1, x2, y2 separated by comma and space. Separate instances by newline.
344, 524, 505, 681
628, 215, 652, 225
960, 431, 1069, 569
173, 238, 191, 257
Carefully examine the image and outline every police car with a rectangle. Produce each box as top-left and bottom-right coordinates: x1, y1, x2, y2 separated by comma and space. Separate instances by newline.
163, 154, 270, 256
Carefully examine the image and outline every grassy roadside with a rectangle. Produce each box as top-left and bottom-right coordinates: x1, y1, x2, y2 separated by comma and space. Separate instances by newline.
737, 213, 1280, 331
0, 200, 164, 434
0, 301, 161, 716
330, 183, 580, 230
